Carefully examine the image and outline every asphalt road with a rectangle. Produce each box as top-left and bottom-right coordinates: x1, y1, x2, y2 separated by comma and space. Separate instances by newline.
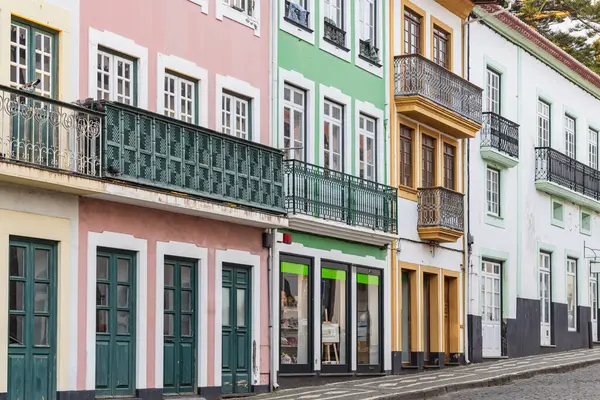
437, 363, 600, 400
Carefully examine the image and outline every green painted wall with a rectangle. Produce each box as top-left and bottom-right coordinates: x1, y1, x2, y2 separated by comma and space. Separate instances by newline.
277, 0, 388, 179
282, 229, 387, 260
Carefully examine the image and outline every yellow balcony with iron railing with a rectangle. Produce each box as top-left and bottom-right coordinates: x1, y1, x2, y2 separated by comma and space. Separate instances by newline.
394, 54, 483, 139
417, 186, 464, 243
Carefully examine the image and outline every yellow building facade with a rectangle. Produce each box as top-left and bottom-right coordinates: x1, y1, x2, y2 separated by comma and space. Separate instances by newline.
388, 0, 482, 371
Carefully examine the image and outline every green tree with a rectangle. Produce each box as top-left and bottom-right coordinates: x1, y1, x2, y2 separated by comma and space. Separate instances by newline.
511, 0, 600, 74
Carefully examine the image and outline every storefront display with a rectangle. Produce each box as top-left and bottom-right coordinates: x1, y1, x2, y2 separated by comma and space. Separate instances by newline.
357, 269, 381, 370
280, 260, 311, 372
321, 265, 348, 370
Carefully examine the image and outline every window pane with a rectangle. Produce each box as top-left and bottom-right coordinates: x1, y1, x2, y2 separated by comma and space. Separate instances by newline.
117, 285, 129, 308
181, 314, 192, 336
35, 249, 49, 279
164, 314, 174, 336
281, 266, 310, 365
164, 263, 174, 286
181, 266, 191, 288
10, 246, 25, 277
97, 283, 109, 306
96, 310, 109, 333
97, 256, 109, 280
34, 316, 48, 346
181, 291, 192, 312
117, 258, 130, 282
34, 283, 49, 312
236, 289, 246, 327
164, 289, 174, 311
321, 268, 347, 365
222, 287, 230, 326
117, 311, 129, 334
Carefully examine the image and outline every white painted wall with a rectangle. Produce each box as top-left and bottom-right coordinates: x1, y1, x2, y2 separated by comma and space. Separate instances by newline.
468, 22, 600, 322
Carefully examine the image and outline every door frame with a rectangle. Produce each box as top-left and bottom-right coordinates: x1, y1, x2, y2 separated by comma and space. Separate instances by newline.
163, 256, 198, 395
590, 273, 598, 342
355, 266, 383, 373
480, 259, 502, 358
539, 252, 552, 346
320, 260, 351, 373
8, 237, 58, 400
215, 250, 261, 392
279, 253, 314, 374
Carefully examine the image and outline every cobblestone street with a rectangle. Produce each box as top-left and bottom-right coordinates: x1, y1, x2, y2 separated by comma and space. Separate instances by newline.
256, 348, 600, 400
438, 363, 600, 399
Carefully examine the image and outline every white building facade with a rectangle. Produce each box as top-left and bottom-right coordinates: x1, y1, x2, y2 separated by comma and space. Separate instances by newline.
467, 4, 600, 361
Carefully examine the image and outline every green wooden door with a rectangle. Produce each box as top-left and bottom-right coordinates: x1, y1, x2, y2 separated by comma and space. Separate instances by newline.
8, 239, 56, 400
221, 265, 251, 394
95, 250, 136, 397
163, 259, 196, 394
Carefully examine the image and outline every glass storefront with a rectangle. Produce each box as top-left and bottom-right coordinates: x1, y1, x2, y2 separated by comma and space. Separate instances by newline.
321, 265, 348, 370
280, 259, 312, 373
357, 268, 382, 371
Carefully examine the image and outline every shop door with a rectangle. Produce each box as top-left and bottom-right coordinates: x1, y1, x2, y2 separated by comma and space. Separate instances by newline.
481, 261, 501, 358
95, 250, 136, 397
8, 239, 56, 400
356, 269, 382, 372
163, 259, 196, 394
222, 265, 251, 394
591, 275, 598, 342
423, 275, 430, 362
539, 253, 551, 347
401, 272, 410, 364
444, 278, 450, 363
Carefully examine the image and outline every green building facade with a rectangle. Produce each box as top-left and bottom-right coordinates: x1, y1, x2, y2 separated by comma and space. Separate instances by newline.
271, 0, 398, 384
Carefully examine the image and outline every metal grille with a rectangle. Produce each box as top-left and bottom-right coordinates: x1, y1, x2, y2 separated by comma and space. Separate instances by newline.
323, 20, 347, 49
393, 54, 483, 124
358, 39, 380, 64
101, 101, 285, 213
0, 84, 102, 176
535, 147, 600, 200
284, 159, 398, 233
417, 186, 464, 232
480, 112, 519, 159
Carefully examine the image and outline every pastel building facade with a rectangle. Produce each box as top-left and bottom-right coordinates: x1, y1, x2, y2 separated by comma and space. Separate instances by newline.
389, 0, 481, 371
467, 4, 600, 361
0, 1, 284, 400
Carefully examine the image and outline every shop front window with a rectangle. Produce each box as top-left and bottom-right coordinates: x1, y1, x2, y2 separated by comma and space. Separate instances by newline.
280, 261, 311, 371
357, 270, 381, 370
321, 266, 348, 368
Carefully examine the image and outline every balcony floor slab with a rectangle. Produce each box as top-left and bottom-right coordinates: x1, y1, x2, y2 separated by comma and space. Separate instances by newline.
535, 180, 600, 213
288, 213, 397, 246
417, 226, 463, 243
480, 147, 519, 169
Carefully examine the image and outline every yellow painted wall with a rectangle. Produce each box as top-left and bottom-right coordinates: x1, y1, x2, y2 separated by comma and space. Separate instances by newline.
0, 0, 74, 99
0, 209, 72, 392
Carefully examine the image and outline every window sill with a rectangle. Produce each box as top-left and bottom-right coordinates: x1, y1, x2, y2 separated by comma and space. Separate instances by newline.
358, 54, 382, 68
323, 37, 350, 52
283, 17, 313, 33
484, 213, 505, 229
540, 344, 556, 348
580, 229, 592, 236
320, 35, 352, 63
219, 5, 260, 36
550, 219, 565, 229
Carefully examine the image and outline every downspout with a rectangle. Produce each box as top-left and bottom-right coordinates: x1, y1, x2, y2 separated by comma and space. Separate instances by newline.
463, 12, 471, 365
268, 0, 279, 389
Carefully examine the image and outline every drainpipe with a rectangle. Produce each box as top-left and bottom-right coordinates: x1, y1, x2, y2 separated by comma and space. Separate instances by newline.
463, 12, 472, 365
268, 0, 279, 388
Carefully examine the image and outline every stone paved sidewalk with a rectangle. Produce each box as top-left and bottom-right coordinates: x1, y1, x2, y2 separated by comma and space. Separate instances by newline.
255, 347, 600, 400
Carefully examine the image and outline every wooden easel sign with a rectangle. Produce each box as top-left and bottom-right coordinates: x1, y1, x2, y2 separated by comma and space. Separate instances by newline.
322, 310, 340, 364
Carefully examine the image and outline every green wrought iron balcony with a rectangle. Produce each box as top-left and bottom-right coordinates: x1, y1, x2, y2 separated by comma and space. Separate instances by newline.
284, 159, 398, 234
100, 101, 285, 213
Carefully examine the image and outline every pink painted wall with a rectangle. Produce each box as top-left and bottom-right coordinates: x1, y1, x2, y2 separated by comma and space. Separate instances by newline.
76, 198, 270, 390
78, 0, 270, 145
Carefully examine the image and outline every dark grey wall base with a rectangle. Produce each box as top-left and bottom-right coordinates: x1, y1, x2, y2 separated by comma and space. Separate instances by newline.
467, 314, 483, 363
137, 388, 162, 400
56, 390, 95, 400
449, 353, 464, 365
199, 386, 222, 400
391, 351, 403, 374
0, 393, 6, 400
428, 352, 445, 367
410, 351, 424, 370
253, 384, 269, 394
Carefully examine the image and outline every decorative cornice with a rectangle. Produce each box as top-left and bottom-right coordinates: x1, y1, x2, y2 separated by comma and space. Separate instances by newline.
474, 5, 600, 101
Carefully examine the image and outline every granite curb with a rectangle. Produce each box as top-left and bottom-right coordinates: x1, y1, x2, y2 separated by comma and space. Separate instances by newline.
370, 357, 600, 399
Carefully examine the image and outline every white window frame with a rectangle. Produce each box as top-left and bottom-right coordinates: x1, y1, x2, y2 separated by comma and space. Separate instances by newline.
565, 115, 576, 159
88, 28, 148, 109
354, 0, 383, 76
216, 0, 261, 36
539, 251, 552, 346
280, 0, 316, 44
319, 84, 351, 173
283, 84, 307, 161
156, 53, 208, 128
187, 0, 209, 13
358, 113, 376, 181
323, 99, 344, 172
567, 258, 577, 331
320, 0, 351, 62
538, 99, 550, 147
486, 167, 500, 217
96, 50, 135, 105
581, 209, 592, 235
221, 92, 250, 140
589, 128, 598, 169
486, 68, 500, 114
278, 69, 315, 164
355, 100, 384, 183
163, 72, 195, 124
215, 75, 260, 143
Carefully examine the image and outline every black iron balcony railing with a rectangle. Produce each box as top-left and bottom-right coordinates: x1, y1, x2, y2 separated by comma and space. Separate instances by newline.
480, 112, 519, 159
323, 19, 347, 49
284, 0, 310, 30
0, 84, 102, 176
535, 147, 600, 200
359, 39, 380, 65
417, 186, 464, 232
101, 101, 285, 213
284, 159, 398, 234
394, 54, 483, 124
